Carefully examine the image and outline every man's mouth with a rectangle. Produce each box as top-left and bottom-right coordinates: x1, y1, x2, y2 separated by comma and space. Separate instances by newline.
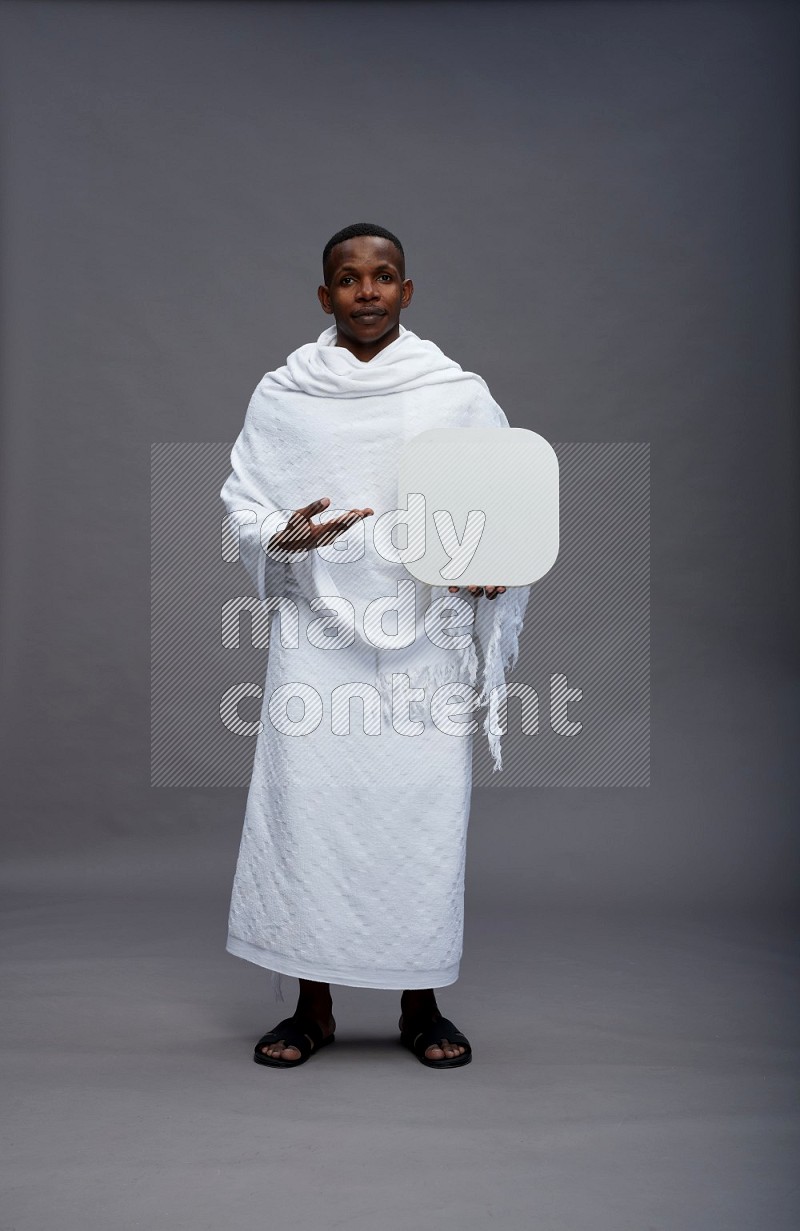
353, 309, 386, 318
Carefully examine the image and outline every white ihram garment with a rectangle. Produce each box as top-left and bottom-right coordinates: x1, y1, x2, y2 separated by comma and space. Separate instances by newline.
220, 324, 529, 999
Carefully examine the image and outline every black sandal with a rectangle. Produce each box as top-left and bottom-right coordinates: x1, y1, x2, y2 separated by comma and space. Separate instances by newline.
399, 1011, 473, 1069
253, 1014, 335, 1068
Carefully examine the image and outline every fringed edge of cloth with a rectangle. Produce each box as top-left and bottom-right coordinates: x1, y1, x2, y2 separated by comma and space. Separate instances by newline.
475, 587, 529, 772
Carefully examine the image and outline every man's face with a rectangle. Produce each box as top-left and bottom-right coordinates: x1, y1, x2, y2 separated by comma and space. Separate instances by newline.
318, 235, 414, 360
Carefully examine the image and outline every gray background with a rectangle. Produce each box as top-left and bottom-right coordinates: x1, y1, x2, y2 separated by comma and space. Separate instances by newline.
1, 2, 798, 1229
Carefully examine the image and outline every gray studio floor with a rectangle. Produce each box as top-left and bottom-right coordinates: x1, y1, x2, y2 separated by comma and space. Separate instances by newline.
3, 834, 798, 1231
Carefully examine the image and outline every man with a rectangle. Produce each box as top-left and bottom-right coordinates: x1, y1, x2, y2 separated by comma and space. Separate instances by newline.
221, 223, 529, 1069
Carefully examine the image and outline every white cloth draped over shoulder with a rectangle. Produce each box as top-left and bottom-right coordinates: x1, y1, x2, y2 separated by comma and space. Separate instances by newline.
222, 323, 530, 770
221, 323, 530, 1000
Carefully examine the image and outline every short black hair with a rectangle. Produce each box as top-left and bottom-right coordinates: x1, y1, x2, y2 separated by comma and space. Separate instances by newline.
322, 222, 404, 284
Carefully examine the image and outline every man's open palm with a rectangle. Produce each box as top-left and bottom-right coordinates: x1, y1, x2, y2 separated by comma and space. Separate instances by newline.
268, 496, 374, 556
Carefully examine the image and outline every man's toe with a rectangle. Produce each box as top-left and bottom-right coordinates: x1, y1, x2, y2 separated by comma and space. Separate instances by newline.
262, 1039, 300, 1060
440, 1039, 465, 1058
425, 1038, 464, 1059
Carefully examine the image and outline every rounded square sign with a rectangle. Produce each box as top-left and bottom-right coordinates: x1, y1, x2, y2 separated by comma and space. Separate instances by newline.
395, 427, 559, 587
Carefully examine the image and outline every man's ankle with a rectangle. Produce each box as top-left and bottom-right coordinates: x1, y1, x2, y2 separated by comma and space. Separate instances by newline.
296, 996, 333, 1019
401, 989, 437, 1012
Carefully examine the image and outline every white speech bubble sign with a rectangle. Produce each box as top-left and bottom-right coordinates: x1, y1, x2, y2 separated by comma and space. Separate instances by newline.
396, 427, 558, 587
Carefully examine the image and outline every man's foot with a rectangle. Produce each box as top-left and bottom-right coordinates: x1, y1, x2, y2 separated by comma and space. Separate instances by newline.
259, 1008, 336, 1061
399, 992, 467, 1062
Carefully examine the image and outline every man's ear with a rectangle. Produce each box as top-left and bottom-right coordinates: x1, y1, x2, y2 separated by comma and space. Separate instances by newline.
401, 279, 414, 308
317, 285, 334, 315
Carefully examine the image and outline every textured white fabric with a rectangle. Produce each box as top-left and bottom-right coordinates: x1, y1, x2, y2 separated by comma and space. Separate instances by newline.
221, 323, 530, 998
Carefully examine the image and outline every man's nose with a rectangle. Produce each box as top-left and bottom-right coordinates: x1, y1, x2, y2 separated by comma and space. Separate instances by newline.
356, 280, 379, 298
